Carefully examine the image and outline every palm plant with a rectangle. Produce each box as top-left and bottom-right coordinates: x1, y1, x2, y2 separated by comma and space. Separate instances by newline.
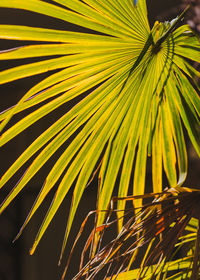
0, 0, 200, 279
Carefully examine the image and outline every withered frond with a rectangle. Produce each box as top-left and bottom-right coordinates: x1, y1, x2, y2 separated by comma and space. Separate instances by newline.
67, 187, 200, 280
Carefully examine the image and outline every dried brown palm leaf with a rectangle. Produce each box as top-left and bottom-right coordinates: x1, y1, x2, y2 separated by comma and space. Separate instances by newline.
68, 187, 200, 280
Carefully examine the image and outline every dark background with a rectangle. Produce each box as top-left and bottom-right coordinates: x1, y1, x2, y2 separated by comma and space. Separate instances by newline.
0, 1, 199, 279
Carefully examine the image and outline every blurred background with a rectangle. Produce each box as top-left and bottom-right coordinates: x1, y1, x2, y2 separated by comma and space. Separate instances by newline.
0, 0, 199, 279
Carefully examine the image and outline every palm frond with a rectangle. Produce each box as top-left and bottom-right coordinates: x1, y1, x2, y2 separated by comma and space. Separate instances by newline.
0, 0, 200, 262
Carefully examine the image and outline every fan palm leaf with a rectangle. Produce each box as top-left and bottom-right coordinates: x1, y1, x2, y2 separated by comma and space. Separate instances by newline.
0, 0, 200, 261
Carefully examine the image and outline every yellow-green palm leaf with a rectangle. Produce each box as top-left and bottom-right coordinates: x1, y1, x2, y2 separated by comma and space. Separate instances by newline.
0, 0, 200, 261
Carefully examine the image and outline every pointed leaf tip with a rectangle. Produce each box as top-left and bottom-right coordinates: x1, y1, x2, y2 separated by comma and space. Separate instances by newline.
29, 247, 35, 256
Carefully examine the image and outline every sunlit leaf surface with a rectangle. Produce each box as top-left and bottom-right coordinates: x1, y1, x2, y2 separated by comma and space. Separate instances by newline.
0, 0, 199, 266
